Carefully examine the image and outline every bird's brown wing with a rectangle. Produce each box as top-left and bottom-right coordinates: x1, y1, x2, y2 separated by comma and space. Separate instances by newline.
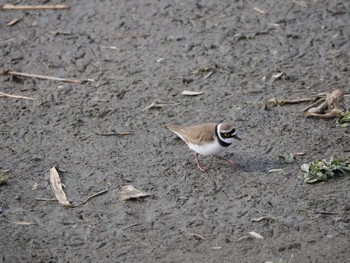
165, 123, 216, 145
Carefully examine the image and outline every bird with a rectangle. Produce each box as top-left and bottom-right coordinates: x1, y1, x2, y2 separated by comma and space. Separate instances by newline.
165, 122, 241, 171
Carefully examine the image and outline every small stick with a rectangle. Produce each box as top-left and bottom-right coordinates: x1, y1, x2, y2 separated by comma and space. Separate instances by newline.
94, 132, 131, 136
0, 92, 36, 100
189, 233, 206, 240
2, 4, 69, 10
3, 70, 82, 84
78, 188, 109, 206
35, 197, 57, 202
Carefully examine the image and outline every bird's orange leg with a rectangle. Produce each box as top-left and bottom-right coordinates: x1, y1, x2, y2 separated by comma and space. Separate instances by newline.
194, 153, 206, 172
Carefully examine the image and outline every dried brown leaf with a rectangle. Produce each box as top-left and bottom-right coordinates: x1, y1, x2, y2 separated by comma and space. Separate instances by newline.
49, 167, 74, 207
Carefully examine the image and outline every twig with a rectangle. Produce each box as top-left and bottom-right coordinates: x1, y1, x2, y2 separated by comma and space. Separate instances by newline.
77, 188, 109, 206
297, 208, 339, 215
35, 198, 57, 202
0, 92, 37, 100
123, 223, 142, 230
94, 132, 131, 136
189, 233, 206, 240
2, 70, 85, 84
2, 4, 69, 10
265, 97, 321, 110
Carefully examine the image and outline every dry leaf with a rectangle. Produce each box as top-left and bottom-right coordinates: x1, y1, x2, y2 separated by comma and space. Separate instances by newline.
248, 231, 264, 239
181, 90, 204, 96
49, 167, 74, 207
118, 185, 150, 201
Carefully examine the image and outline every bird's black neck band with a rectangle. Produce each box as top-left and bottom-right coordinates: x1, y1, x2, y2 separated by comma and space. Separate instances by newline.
215, 124, 231, 147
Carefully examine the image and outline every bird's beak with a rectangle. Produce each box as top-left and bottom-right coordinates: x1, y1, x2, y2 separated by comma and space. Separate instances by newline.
234, 134, 241, 141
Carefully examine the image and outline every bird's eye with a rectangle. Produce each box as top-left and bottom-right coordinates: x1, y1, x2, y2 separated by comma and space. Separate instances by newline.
224, 133, 231, 138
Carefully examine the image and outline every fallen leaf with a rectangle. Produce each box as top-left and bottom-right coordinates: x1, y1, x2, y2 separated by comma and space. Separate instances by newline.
49, 167, 74, 207
181, 90, 204, 96
118, 185, 150, 201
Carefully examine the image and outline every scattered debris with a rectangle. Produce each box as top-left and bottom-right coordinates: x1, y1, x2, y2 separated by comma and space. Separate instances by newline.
118, 185, 150, 201
268, 168, 284, 173
210, 246, 222, 250
251, 216, 277, 223
1, 70, 93, 84
181, 90, 204, 96
101, 45, 120, 51
296, 208, 339, 215
42, 168, 109, 206
81, 131, 131, 141
337, 110, 350, 127
11, 221, 36, 225
78, 188, 109, 206
35, 198, 57, 202
192, 66, 215, 75
271, 71, 286, 82
279, 152, 305, 164
32, 183, 39, 190
49, 167, 74, 207
265, 88, 348, 119
6, 18, 21, 26
303, 89, 346, 118
0, 92, 37, 100
142, 100, 179, 111
189, 233, 206, 241
254, 7, 267, 14
248, 231, 264, 239
156, 57, 164, 63
94, 131, 131, 136
299, 156, 350, 183
265, 97, 316, 110
2, 4, 69, 10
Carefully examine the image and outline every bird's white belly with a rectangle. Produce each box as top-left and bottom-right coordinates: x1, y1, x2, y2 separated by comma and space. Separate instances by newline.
188, 141, 225, 156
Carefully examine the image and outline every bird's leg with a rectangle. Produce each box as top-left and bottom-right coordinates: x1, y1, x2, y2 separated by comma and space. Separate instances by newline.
215, 155, 235, 166
194, 152, 206, 172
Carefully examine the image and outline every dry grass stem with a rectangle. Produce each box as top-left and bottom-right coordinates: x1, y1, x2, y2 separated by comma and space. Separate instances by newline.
2, 4, 69, 10
0, 92, 37, 100
2, 70, 85, 84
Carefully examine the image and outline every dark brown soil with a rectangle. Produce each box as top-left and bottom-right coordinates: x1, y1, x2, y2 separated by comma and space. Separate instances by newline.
1, 0, 350, 262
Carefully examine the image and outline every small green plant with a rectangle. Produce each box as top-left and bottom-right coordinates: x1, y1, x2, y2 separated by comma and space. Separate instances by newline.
300, 157, 350, 183
337, 110, 350, 127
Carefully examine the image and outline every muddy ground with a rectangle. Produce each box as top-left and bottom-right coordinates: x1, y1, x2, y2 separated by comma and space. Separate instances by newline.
1, 0, 350, 262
